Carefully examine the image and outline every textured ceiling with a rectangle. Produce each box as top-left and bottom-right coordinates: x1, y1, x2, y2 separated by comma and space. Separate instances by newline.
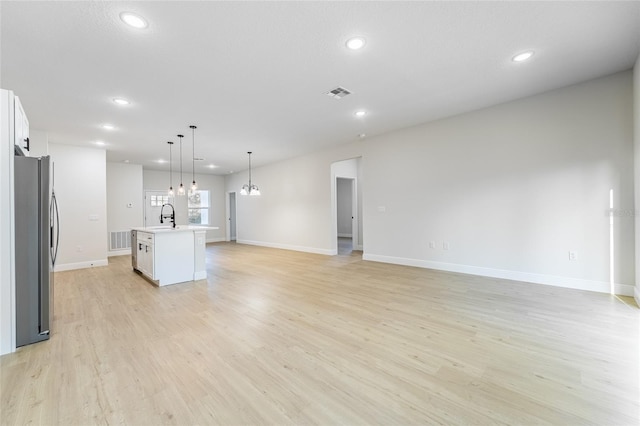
2, 1, 639, 175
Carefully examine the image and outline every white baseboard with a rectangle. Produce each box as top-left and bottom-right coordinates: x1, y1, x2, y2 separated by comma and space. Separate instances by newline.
206, 237, 226, 244
362, 253, 635, 296
54, 259, 109, 272
338, 233, 353, 238
635, 286, 640, 307
236, 239, 334, 256
355, 244, 363, 251
108, 249, 130, 257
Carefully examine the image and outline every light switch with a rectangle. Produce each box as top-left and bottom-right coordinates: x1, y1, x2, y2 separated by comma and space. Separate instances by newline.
377, 206, 386, 213
89, 214, 99, 221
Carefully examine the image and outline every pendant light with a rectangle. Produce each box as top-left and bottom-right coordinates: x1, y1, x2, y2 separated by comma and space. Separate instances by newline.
240, 151, 260, 196
167, 141, 174, 196
177, 134, 185, 195
189, 125, 197, 193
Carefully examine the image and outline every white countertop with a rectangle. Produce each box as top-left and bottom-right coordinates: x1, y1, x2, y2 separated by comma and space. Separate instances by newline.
132, 225, 219, 234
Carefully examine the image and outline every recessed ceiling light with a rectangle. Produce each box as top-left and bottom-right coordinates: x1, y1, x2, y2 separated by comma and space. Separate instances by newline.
113, 98, 130, 105
123, 160, 130, 163
354, 110, 367, 118
208, 164, 217, 169
512, 51, 534, 62
102, 124, 115, 130
358, 133, 366, 139
156, 159, 167, 164
94, 141, 106, 146
346, 37, 366, 50
120, 12, 148, 29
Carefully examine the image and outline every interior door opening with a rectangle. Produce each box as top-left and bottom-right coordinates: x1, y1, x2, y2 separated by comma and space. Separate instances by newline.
227, 191, 237, 242
336, 177, 356, 255
144, 191, 173, 227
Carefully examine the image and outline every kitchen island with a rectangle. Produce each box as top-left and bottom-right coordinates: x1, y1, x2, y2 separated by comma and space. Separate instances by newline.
131, 225, 218, 286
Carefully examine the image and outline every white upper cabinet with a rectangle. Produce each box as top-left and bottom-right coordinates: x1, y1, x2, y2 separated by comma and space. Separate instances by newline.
14, 96, 29, 155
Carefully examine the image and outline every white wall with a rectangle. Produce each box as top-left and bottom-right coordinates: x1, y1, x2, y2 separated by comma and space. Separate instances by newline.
143, 169, 226, 242
106, 162, 143, 255
225, 145, 363, 255
28, 128, 48, 157
634, 54, 640, 306
337, 178, 353, 236
363, 71, 634, 295
49, 144, 108, 271
226, 71, 634, 295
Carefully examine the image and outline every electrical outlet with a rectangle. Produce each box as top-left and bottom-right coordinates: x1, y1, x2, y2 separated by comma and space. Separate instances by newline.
429, 241, 436, 249
443, 242, 450, 250
569, 251, 578, 261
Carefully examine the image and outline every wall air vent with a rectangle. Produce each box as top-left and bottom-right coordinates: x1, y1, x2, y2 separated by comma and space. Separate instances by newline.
325, 86, 352, 99
110, 230, 131, 251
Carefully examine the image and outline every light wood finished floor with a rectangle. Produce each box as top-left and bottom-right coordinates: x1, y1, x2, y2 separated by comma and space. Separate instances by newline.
2, 242, 639, 425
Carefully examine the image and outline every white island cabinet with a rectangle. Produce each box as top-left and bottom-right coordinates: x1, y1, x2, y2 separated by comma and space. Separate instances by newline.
131, 226, 216, 286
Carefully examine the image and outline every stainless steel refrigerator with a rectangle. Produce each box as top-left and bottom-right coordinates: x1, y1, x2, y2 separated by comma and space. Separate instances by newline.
14, 153, 59, 347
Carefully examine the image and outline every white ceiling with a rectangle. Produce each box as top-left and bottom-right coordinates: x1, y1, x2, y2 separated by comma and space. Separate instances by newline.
2, 1, 639, 175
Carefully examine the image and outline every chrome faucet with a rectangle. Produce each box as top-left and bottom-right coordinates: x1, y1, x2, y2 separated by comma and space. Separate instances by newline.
160, 203, 176, 228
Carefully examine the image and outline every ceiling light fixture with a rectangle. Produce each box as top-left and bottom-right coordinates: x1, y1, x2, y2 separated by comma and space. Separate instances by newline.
156, 159, 167, 164
354, 110, 367, 117
120, 12, 148, 29
177, 134, 185, 195
167, 141, 174, 196
512, 50, 534, 62
346, 37, 366, 50
113, 98, 130, 105
189, 125, 198, 193
240, 152, 260, 196
94, 141, 106, 146
102, 124, 115, 130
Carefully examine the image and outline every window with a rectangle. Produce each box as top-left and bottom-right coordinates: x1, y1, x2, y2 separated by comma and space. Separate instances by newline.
150, 195, 169, 207
188, 190, 209, 225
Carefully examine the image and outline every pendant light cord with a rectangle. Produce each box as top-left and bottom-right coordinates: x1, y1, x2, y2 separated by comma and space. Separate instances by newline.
168, 141, 174, 192
178, 134, 184, 187
248, 151, 252, 187
190, 125, 197, 187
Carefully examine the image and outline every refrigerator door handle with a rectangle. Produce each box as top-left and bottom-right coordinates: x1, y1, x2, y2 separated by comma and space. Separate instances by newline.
50, 191, 59, 266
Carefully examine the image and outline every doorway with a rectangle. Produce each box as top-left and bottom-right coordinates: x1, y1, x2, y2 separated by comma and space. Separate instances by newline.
336, 177, 357, 255
144, 191, 173, 227
227, 192, 237, 241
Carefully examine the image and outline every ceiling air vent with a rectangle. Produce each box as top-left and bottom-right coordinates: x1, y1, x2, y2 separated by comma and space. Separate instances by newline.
325, 86, 352, 99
